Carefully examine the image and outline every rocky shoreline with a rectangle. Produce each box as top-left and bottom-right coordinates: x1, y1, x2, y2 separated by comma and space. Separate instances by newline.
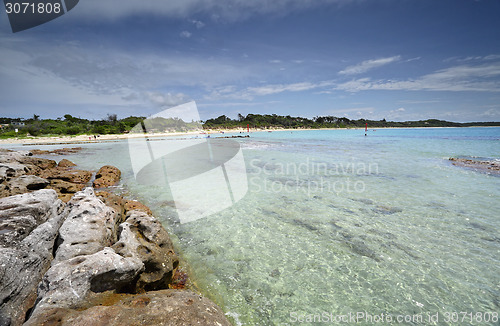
449, 157, 500, 174
0, 149, 231, 326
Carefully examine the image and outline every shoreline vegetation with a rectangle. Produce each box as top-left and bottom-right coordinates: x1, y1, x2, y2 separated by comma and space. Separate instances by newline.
0, 114, 498, 144
0, 148, 232, 326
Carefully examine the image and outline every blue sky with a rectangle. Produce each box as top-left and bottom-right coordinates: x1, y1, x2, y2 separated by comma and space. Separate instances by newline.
1, 0, 500, 122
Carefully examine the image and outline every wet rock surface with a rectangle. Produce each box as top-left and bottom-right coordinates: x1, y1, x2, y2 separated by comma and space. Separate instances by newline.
93, 165, 121, 189
0, 149, 230, 326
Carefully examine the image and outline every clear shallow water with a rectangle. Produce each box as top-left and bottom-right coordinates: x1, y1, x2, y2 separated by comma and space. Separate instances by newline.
4, 127, 500, 325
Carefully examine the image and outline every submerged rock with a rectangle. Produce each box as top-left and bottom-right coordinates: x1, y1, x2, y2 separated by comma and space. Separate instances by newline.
0, 190, 65, 326
373, 205, 403, 215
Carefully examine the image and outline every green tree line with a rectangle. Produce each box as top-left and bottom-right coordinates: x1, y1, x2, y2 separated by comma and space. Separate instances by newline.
0, 113, 498, 138
0, 114, 146, 138
203, 114, 500, 129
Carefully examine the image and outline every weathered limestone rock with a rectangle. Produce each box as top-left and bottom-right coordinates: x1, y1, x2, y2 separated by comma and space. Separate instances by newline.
0, 175, 49, 197
0, 162, 29, 181
24, 290, 232, 326
53, 188, 120, 263
0, 150, 30, 164
0, 189, 62, 247
0, 190, 65, 326
92, 165, 121, 188
113, 210, 179, 292
25, 248, 144, 324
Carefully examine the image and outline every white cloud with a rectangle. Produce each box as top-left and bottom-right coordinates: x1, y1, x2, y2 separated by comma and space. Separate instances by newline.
484, 54, 500, 61
336, 62, 500, 92
338, 56, 401, 75
207, 80, 336, 100
444, 54, 500, 63
180, 30, 192, 38
190, 19, 205, 28
149, 100, 200, 122
146, 92, 192, 108
0, 36, 258, 118
325, 107, 375, 118
248, 82, 317, 95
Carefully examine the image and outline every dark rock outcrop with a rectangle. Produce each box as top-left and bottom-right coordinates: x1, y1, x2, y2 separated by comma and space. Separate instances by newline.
93, 165, 121, 188
0, 190, 65, 326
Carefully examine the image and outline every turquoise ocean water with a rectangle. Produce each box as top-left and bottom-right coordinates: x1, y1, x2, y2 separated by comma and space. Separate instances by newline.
4, 127, 499, 325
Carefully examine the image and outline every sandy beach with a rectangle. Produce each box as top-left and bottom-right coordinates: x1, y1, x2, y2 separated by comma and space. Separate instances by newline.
0, 127, 359, 145
0, 126, 470, 145
0, 131, 206, 145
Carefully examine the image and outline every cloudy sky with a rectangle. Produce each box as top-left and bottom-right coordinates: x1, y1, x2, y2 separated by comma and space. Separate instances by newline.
1, 0, 500, 122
